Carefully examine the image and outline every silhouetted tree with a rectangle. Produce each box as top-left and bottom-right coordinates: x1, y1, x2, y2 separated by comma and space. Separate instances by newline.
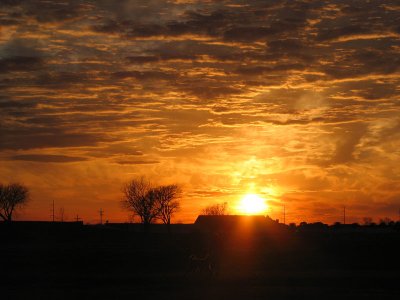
201, 202, 228, 215
363, 217, 373, 226
379, 217, 394, 226
122, 177, 159, 226
0, 183, 29, 222
154, 184, 181, 226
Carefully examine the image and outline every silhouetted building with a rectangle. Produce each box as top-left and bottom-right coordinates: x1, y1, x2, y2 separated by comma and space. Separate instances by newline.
194, 215, 285, 235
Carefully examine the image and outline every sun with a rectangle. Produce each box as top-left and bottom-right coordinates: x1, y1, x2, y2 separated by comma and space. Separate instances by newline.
238, 194, 268, 215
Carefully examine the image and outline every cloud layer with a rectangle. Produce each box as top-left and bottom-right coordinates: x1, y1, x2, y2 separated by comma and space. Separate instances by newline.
1, 0, 399, 223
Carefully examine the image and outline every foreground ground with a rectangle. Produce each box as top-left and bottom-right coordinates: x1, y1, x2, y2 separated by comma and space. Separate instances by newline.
1, 223, 400, 299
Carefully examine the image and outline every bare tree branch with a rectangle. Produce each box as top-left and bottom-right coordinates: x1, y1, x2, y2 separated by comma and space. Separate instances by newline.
201, 202, 228, 216
154, 185, 181, 225
121, 178, 182, 227
121, 177, 159, 225
0, 183, 29, 222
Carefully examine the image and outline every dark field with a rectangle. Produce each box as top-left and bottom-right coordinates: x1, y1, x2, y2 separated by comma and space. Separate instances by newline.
1, 222, 400, 300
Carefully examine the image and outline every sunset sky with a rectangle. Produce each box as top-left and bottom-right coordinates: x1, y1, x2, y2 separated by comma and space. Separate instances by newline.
1, 0, 399, 224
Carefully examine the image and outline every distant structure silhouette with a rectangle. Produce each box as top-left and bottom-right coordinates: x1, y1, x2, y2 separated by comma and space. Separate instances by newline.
194, 214, 285, 235
99, 208, 104, 225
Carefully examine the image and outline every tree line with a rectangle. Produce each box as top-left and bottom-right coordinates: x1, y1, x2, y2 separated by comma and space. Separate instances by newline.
1, 179, 398, 227
0, 177, 224, 224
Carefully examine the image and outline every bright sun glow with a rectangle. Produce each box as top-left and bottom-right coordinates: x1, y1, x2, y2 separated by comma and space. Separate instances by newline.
238, 194, 268, 215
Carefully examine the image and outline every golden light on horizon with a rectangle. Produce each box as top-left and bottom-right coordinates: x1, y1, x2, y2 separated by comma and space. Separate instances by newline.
237, 193, 268, 215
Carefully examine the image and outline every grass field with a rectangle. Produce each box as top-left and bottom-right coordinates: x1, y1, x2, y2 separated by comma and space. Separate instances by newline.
1, 223, 400, 299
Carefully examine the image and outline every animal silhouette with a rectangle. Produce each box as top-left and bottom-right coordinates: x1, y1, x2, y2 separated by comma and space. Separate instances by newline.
186, 251, 216, 275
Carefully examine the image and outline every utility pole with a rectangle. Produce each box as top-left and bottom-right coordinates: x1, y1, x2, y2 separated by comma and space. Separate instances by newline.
75, 214, 81, 222
99, 208, 104, 225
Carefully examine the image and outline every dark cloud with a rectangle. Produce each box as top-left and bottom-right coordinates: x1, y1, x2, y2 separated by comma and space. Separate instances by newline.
91, 2, 311, 43
92, 9, 231, 39
0, 39, 45, 64
0, 129, 113, 150
0, 18, 20, 25
234, 63, 306, 76
0, 56, 44, 72
0, 0, 24, 6
10, 0, 90, 23
182, 85, 242, 99
84, 142, 144, 158
11, 154, 88, 163
111, 70, 179, 81
34, 72, 99, 88
332, 80, 398, 101
148, 40, 240, 61
114, 159, 159, 165
322, 48, 400, 79
317, 24, 370, 42
125, 56, 160, 64
223, 26, 278, 42
0, 99, 37, 109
